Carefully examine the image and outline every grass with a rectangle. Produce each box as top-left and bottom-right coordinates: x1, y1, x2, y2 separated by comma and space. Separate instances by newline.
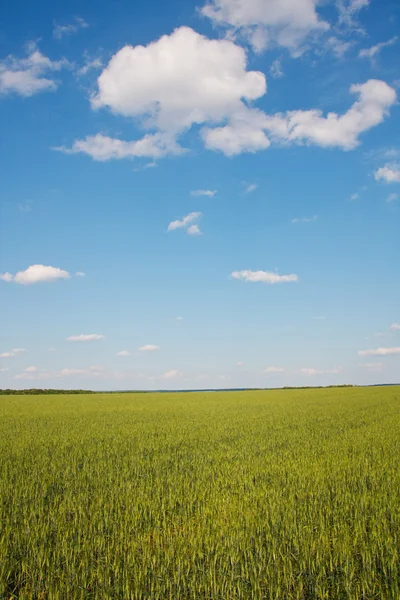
0, 387, 399, 599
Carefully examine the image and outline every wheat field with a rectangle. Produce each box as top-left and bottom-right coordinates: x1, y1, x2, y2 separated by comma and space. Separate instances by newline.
1, 387, 399, 599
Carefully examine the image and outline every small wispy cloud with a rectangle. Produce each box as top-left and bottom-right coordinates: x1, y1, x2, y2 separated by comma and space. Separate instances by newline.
53, 17, 89, 40
358, 362, 383, 370
313, 316, 326, 321
244, 183, 257, 194
66, 334, 105, 342
190, 189, 216, 197
350, 192, 359, 201
77, 57, 102, 77
264, 366, 284, 373
161, 369, 182, 380
387, 193, 398, 203
359, 36, 398, 61
390, 323, 400, 331
231, 270, 298, 284
133, 161, 158, 172
168, 212, 202, 235
76, 271, 86, 277
300, 367, 341, 376
358, 347, 400, 356
116, 350, 131, 356
270, 59, 283, 78
18, 201, 33, 212
0, 352, 15, 358
139, 345, 160, 352
291, 215, 317, 224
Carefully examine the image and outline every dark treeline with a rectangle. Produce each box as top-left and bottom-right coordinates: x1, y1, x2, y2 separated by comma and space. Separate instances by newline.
0, 384, 361, 396
0, 389, 95, 395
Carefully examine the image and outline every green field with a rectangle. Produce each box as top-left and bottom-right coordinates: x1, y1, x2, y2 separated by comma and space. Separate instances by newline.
1, 387, 399, 599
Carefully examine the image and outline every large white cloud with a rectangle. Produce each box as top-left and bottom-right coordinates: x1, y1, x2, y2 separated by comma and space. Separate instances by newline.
232, 270, 298, 283
201, 0, 329, 54
262, 79, 396, 150
92, 26, 266, 131
0, 265, 71, 285
57, 27, 395, 159
0, 46, 69, 97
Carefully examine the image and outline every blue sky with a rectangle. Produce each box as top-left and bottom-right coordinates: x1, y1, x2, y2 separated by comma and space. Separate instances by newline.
0, 0, 399, 390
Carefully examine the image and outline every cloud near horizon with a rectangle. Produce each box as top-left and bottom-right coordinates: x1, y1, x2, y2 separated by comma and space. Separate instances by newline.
231, 270, 298, 284
66, 334, 105, 342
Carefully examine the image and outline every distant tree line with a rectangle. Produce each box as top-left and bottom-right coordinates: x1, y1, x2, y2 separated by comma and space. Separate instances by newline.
0, 389, 95, 395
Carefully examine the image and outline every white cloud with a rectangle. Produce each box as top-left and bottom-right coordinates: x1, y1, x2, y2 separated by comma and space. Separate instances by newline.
173, 316, 183, 321
270, 59, 283, 78
358, 347, 400, 356
300, 367, 341, 376
390, 323, 400, 331
291, 215, 317, 223
57, 25, 395, 160
48, 347, 56, 353
77, 57, 103, 77
236, 361, 244, 366
116, 350, 131, 356
337, 0, 370, 26
190, 190, 216, 197
187, 224, 202, 236
350, 192, 359, 200
264, 366, 284, 373
0, 265, 71, 285
54, 132, 183, 161
201, 0, 329, 55
0, 367, 10, 372
139, 345, 160, 352
231, 269, 298, 284
359, 362, 383, 369
0, 46, 69, 97
359, 37, 398, 61
263, 80, 396, 150
14, 365, 106, 381
375, 165, 400, 183
53, 17, 89, 40
202, 107, 271, 155
12, 348, 27, 353
161, 369, 182, 379
76, 271, 86, 277
325, 37, 352, 58
0, 352, 15, 358
92, 27, 266, 129
66, 334, 105, 342
387, 193, 398, 203
300, 367, 320, 376
61, 27, 268, 160
24, 366, 37, 372
133, 161, 158, 172
18, 201, 33, 212
244, 183, 258, 194
167, 212, 202, 235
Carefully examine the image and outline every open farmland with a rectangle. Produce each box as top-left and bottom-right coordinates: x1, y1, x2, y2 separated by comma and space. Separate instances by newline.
1, 387, 399, 599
